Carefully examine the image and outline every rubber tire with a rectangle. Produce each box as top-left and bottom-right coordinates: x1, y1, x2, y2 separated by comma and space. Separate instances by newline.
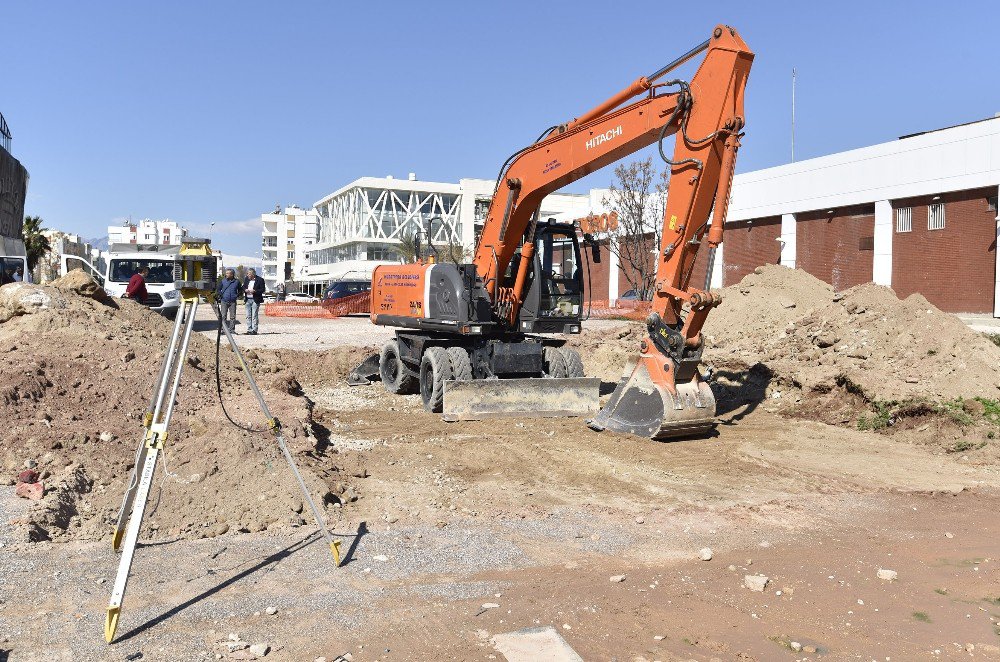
559, 347, 585, 378
420, 347, 454, 412
447, 346, 473, 381
380, 340, 418, 395
543, 346, 568, 378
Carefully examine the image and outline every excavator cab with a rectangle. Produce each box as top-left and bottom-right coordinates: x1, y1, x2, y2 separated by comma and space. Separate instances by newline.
514, 221, 584, 334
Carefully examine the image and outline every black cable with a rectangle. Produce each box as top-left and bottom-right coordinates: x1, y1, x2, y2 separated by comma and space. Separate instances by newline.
215, 313, 266, 434
491, 125, 560, 198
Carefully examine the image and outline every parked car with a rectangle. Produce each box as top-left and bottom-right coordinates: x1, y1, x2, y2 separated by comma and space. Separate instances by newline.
324, 279, 371, 301
285, 292, 319, 303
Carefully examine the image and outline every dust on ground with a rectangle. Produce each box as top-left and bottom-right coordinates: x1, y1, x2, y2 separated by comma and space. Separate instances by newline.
2, 270, 1000, 660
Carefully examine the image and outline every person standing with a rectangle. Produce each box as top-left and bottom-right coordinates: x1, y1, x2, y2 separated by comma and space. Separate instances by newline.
243, 268, 265, 335
216, 268, 243, 332
276, 281, 286, 302
125, 266, 149, 303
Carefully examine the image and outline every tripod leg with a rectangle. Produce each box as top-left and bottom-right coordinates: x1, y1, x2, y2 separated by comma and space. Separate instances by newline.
213, 302, 342, 565
112, 303, 186, 551
105, 299, 200, 643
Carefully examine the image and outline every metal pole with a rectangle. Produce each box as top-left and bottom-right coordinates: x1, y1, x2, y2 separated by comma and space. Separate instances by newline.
213, 302, 341, 564
791, 68, 796, 163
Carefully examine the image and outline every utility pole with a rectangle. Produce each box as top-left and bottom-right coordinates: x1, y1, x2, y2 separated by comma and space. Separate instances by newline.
791, 67, 797, 163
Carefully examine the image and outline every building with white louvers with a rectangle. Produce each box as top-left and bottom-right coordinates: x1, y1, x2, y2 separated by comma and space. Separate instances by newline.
305, 174, 591, 284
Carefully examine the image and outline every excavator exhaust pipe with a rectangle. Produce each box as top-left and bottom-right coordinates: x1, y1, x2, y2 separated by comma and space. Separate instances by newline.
588, 353, 716, 440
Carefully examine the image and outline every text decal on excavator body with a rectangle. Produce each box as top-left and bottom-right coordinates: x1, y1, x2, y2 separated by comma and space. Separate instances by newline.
585, 126, 622, 150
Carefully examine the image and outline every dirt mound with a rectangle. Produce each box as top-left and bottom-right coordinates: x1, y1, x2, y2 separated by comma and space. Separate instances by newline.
0, 283, 356, 543
705, 265, 1000, 404
49, 269, 113, 304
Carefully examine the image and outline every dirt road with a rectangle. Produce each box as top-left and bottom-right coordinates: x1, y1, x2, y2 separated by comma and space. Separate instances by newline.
2, 279, 1000, 660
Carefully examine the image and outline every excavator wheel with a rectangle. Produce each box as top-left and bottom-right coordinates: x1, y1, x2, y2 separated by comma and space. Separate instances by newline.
420, 347, 454, 412
380, 340, 418, 395
558, 347, 585, 378
447, 346, 473, 381
543, 347, 568, 378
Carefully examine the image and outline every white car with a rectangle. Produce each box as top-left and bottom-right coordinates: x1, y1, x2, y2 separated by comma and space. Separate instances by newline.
285, 292, 319, 303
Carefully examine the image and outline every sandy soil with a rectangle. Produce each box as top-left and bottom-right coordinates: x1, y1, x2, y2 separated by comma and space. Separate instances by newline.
2, 272, 1000, 660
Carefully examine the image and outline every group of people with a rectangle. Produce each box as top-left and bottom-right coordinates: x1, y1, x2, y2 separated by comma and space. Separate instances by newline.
216, 268, 266, 335
0, 263, 29, 285
123, 265, 266, 335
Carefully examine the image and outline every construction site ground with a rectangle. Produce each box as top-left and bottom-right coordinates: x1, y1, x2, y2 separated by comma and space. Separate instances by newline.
2, 268, 1000, 661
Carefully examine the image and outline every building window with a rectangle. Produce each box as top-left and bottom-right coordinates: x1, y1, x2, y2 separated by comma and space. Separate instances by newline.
988, 196, 998, 213
287, 251, 294, 259
895, 207, 912, 233
928, 203, 946, 230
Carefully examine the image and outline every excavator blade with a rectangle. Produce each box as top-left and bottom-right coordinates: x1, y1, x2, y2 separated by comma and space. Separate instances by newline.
442, 377, 601, 422
588, 356, 717, 440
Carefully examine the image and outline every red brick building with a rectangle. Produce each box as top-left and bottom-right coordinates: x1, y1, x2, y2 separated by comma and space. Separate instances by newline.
721, 116, 1000, 315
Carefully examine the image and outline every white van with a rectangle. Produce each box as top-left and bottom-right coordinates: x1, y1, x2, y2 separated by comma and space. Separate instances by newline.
0, 236, 28, 285
61, 243, 181, 319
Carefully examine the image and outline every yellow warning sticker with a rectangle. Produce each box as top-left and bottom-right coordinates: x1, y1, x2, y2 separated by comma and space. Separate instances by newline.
668, 215, 678, 231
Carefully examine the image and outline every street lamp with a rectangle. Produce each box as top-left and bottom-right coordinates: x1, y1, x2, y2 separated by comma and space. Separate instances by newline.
209, 222, 216, 240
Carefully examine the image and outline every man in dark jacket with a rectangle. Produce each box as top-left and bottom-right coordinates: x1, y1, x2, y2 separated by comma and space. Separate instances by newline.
216, 268, 243, 331
125, 267, 149, 303
243, 268, 265, 335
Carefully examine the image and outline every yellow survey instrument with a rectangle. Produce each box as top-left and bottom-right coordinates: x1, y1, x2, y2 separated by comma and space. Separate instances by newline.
104, 238, 342, 644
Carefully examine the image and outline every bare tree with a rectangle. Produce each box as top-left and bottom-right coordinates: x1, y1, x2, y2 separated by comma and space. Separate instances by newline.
599, 157, 669, 300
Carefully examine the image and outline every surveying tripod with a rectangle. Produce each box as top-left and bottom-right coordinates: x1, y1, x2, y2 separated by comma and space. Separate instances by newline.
104, 238, 341, 644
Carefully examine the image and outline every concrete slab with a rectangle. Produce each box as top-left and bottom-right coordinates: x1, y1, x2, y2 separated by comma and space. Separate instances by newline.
491, 626, 583, 662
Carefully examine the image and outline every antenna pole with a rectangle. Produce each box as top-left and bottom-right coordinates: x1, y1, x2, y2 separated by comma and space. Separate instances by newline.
791, 67, 796, 163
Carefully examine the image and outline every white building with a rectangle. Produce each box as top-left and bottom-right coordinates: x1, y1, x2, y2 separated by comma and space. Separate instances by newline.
107, 219, 187, 247
305, 174, 592, 285
38, 230, 93, 283
260, 205, 320, 292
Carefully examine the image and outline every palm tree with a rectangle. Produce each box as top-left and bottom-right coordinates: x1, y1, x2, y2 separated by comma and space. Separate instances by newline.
23, 215, 50, 271
397, 230, 419, 264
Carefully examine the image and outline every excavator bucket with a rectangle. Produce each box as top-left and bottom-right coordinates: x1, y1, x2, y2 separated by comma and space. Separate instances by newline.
442, 377, 601, 422
588, 355, 717, 440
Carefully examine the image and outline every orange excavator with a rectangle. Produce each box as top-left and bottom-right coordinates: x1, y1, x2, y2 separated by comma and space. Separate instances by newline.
351, 25, 753, 439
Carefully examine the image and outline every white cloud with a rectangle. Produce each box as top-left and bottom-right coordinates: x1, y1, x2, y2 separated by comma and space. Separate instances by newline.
217, 253, 263, 270
187, 218, 260, 236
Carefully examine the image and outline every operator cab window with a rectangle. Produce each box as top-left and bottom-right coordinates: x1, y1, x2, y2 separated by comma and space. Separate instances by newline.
537, 228, 582, 317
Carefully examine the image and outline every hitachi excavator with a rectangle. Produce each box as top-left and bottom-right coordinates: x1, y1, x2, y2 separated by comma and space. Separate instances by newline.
351, 25, 753, 440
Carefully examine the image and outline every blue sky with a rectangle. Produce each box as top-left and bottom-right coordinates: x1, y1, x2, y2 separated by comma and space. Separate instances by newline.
6, 1, 997, 257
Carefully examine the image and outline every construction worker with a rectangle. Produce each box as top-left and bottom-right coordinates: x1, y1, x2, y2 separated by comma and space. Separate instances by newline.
125, 267, 149, 303
216, 268, 243, 332
243, 268, 265, 335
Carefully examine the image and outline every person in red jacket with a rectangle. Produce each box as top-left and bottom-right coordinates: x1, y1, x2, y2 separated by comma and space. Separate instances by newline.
125, 267, 149, 303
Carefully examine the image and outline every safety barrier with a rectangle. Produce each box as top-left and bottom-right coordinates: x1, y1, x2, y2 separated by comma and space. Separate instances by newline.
587, 299, 651, 320
264, 291, 371, 319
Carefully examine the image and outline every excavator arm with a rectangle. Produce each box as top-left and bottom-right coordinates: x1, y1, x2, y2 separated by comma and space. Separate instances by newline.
476, 26, 752, 326
475, 25, 753, 438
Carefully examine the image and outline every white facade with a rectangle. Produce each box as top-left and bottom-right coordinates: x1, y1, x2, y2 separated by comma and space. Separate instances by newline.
260, 205, 320, 292
305, 174, 591, 282
107, 219, 187, 247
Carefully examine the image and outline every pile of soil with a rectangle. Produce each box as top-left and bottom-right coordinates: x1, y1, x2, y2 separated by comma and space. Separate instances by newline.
704, 265, 1000, 404
0, 277, 359, 543
572, 264, 1000, 409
